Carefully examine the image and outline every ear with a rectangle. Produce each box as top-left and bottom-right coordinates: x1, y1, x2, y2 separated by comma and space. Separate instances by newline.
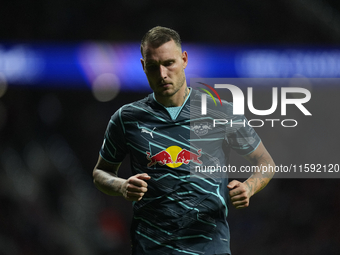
140, 58, 146, 72
182, 51, 188, 69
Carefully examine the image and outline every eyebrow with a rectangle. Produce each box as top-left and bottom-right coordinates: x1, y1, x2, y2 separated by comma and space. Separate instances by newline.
145, 58, 176, 65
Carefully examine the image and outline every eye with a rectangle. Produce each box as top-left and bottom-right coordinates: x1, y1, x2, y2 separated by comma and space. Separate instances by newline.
164, 61, 174, 67
146, 64, 158, 71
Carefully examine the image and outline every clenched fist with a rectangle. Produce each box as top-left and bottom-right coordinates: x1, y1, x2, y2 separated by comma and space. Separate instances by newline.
120, 173, 151, 201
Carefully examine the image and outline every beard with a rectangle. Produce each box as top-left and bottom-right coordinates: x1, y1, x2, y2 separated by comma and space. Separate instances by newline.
153, 70, 186, 98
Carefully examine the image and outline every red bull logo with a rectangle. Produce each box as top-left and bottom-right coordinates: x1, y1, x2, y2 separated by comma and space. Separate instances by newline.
146, 146, 202, 168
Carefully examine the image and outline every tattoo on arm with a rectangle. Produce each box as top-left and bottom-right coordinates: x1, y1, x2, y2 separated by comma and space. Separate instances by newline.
245, 147, 275, 196
93, 159, 123, 196
105, 178, 115, 187
245, 180, 253, 195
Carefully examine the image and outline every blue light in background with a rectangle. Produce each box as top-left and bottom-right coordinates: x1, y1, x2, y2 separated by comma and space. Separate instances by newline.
0, 42, 339, 91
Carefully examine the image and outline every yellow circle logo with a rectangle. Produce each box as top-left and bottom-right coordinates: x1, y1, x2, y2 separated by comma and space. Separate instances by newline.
165, 146, 183, 168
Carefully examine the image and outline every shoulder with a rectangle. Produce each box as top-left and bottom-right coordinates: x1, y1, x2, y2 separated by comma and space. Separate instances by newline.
112, 94, 153, 118
190, 88, 234, 116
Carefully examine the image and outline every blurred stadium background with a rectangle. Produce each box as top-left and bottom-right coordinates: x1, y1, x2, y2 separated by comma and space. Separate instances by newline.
1, 0, 340, 254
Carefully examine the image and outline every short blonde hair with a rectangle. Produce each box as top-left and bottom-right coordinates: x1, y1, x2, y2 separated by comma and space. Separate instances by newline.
140, 26, 182, 57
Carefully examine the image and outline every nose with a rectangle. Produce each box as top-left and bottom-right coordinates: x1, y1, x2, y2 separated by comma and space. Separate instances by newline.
159, 65, 167, 79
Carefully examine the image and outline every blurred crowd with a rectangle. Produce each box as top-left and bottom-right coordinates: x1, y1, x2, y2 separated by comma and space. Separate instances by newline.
1, 0, 340, 43
0, 89, 137, 254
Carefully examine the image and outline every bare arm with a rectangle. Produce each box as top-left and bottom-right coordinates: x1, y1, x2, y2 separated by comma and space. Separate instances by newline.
228, 141, 275, 209
93, 155, 151, 201
243, 141, 275, 196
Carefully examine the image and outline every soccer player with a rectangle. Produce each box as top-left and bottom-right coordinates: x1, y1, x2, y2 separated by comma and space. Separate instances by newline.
93, 26, 275, 255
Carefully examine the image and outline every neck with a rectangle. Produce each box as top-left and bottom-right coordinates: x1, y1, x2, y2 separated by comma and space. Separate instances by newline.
155, 85, 190, 107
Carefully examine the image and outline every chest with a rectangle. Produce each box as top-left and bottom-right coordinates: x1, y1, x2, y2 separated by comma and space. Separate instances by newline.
122, 116, 228, 171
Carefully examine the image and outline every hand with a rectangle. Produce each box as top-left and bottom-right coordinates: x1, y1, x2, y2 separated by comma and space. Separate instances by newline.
120, 173, 151, 201
227, 180, 251, 209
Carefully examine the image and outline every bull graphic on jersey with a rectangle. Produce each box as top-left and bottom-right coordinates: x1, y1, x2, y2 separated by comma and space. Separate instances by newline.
175, 149, 202, 164
146, 147, 202, 168
146, 151, 173, 167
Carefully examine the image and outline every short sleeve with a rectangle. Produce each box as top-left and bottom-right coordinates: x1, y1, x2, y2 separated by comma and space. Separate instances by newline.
226, 115, 261, 156
100, 108, 129, 163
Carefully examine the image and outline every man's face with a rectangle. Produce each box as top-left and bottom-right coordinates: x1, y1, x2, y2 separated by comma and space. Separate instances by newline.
141, 40, 188, 99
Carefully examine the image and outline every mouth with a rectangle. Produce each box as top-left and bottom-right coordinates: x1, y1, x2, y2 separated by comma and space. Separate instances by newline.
160, 83, 172, 87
